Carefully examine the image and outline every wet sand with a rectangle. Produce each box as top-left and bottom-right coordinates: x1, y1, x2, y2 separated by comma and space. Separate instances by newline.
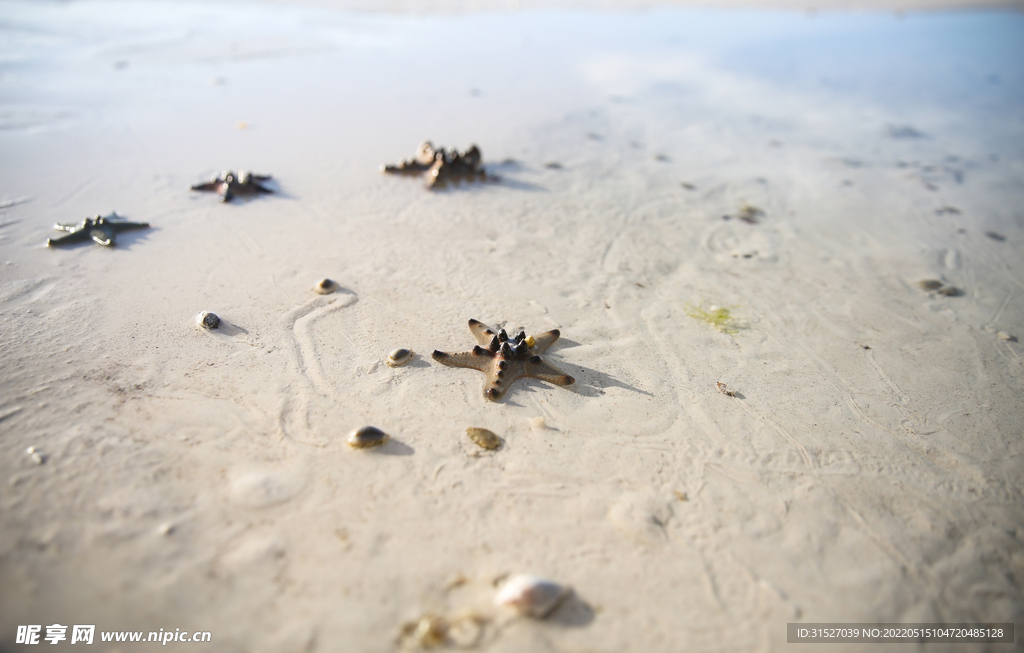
1, 1, 1022, 651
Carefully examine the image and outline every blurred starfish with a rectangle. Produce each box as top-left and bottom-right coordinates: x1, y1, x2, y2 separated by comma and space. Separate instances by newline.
46, 213, 149, 247
382, 142, 487, 189
432, 319, 574, 401
191, 170, 273, 202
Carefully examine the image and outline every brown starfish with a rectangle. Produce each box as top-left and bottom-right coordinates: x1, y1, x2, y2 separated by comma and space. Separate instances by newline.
46, 213, 149, 247
432, 319, 574, 401
191, 170, 273, 202
381, 141, 487, 189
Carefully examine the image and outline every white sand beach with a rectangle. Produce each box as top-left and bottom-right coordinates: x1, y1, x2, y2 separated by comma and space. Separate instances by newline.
1, 1, 1022, 651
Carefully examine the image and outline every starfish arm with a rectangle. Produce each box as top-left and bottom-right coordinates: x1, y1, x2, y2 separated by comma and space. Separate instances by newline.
191, 181, 220, 192
468, 319, 498, 346
53, 222, 82, 232
251, 174, 272, 182
525, 357, 575, 386
483, 364, 527, 401
253, 182, 274, 194
220, 186, 235, 202
530, 329, 561, 354
89, 225, 115, 246
47, 229, 91, 247
110, 220, 150, 231
432, 349, 493, 370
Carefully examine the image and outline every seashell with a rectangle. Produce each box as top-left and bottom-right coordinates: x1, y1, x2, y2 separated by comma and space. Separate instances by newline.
347, 425, 389, 449
494, 574, 570, 618
26, 446, 45, 465
386, 348, 414, 367
196, 311, 220, 330
314, 278, 339, 295
918, 279, 943, 291
467, 427, 502, 451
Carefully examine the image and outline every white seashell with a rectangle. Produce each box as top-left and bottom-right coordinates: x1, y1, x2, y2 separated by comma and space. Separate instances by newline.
26, 446, 45, 465
494, 574, 570, 618
386, 348, 414, 367
347, 425, 389, 449
196, 311, 220, 330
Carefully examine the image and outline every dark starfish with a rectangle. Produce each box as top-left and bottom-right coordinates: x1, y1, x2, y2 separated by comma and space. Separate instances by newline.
432, 319, 575, 401
191, 170, 273, 202
46, 213, 150, 247
381, 141, 487, 189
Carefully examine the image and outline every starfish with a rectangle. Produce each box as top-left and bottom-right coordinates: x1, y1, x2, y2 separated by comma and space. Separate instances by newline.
381, 141, 487, 189
46, 213, 150, 247
191, 170, 273, 202
432, 319, 575, 401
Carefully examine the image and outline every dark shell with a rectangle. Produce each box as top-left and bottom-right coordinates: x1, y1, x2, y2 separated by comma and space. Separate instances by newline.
197, 311, 220, 330
347, 425, 389, 449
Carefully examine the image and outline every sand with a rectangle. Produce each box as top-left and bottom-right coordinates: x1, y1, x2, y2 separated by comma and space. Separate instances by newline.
1, 1, 1023, 651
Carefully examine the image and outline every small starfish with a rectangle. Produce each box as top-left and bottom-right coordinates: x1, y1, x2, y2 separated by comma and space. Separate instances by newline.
191, 170, 273, 202
46, 213, 149, 247
381, 141, 487, 189
432, 319, 575, 401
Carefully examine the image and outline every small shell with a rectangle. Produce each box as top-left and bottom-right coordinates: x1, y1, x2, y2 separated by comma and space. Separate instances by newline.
467, 427, 502, 450
918, 279, 943, 291
347, 425, 389, 449
314, 278, 339, 295
494, 574, 570, 618
716, 382, 736, 397
937, 286, 961, 296
196, 311, 220, 330
26, 446, 45, 465
528, 416, 546, 431
997, 331, 1015, 341
386, 348, 414, 367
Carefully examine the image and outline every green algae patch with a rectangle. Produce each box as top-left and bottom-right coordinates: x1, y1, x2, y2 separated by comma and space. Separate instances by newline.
685, 302, 743, 335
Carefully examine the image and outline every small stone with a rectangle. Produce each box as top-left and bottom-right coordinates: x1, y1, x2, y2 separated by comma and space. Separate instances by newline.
937, 286, 961, 296
314, 278, 339, 295
386, 348, 414, 367
529, 416, 546, 430
918, 279, 943, 291
26, 446, 45, 465
196, 311, 220, 329
347, 425, 389, 449
997, 331, 1016, 341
